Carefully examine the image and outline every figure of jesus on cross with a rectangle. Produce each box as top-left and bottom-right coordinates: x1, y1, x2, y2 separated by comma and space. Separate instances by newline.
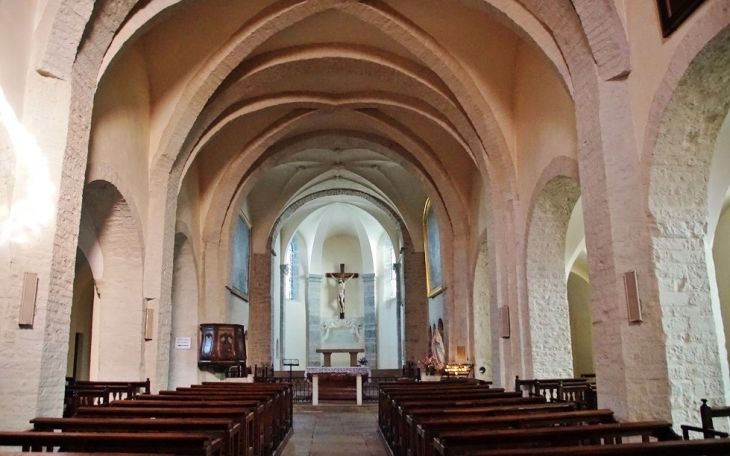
326, 263, 359, 319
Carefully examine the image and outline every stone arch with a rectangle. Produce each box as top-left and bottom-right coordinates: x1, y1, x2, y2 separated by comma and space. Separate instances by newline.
67, 247, 95, 382
525, 175, 581, 378
168, 230, 200, 388
81, 179, 145, 380
645, 15, 730, 427
472, 229, 493, 382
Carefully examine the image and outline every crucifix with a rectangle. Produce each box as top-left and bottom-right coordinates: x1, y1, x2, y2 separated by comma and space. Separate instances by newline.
326, 263, 359, 319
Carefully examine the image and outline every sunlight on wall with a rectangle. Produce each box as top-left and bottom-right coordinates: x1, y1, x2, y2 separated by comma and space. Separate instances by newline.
0, 86, 56, 245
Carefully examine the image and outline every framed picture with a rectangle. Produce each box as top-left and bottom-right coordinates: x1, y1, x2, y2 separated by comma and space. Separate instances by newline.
657, 0, 706, 37
423, 199, 443, 297
231, 213, 251, 301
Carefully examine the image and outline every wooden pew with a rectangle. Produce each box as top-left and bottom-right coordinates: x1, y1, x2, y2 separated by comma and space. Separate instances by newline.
404, 401, 578, 455
514, 376, 588, 401
73, 406, 258, 456
428, 439, 730, 455
0, 430, 221, 455
681, 398, 730, 439
68, 378, 151, 394
383, 389, 519, 440
390, 396, 544, 451
555, 381, 597, 410
194, 382, 293, 437
433, 420, 681, 456
158, 389, 281, 453
379, 384, 505, 430
108, 400, 259, 456
413, 409, 616, 456
30, 417, 241, 456
387, 394, 541, 453
135, 394, 267, 455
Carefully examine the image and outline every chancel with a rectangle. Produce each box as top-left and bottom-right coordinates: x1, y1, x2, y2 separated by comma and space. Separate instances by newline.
3, 3, 730, 455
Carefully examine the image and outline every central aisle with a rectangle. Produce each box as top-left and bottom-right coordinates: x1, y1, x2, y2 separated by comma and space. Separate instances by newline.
279, 403, 389, 456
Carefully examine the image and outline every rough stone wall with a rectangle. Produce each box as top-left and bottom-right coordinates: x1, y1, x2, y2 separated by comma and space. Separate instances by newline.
473, 235, 492, 381
403, 248, 429, 362
169, 233, 200, 389
526, 177, 580, 378
248, 253, 272, 365
648, 25, 730, 428
363, 273, 377, 367
83, 181, 144, 381
306, 275, 323, 367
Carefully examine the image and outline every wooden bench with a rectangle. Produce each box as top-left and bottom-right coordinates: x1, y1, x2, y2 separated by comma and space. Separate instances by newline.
433, 420, 681, 456
160, 387, 284, 453
386, 393, 542, 452
0, 430, 221, 455
514, 376, 588, 401
30, 417, 241, 456
681, 398, 730, 439
414, 409, 616, 456
429, 439, 730, 455
195, 382, 293, 436
74, 406, 257, 456
402, 403, 579, 456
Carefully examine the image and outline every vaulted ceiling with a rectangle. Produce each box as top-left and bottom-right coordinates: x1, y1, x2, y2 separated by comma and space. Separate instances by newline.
92, 0, 571, 249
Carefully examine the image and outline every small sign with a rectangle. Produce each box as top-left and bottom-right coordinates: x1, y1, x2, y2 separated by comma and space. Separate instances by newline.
175, 337, 192, 349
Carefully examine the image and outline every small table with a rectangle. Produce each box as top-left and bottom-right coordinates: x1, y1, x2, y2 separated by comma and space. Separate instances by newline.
315, 348, 363, 367
305, 366, 371, 405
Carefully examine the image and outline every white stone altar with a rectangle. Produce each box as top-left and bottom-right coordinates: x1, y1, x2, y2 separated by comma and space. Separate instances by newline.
305, 366, 371, 405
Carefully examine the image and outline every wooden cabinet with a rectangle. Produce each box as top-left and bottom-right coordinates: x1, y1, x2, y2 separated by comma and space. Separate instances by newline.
198, 323, 246, 373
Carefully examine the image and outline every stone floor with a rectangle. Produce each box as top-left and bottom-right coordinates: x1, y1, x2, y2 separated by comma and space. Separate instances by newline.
278, 403, 389, 456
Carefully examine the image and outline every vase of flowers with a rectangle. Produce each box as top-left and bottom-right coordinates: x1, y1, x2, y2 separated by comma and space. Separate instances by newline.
419, 355, 440, 380
358, 357, 368, 366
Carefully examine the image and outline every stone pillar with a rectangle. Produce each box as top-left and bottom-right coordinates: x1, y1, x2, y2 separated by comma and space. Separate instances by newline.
394, 262, 404, 365
248, 253, 272, 365
362, 273, 377, 368
279, 264, 287, 369
403, 249, 429, 362
306, 274, 323, 367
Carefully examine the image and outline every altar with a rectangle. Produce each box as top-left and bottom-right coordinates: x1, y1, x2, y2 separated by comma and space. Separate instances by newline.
315, 348, 363, 367
305, 366, 371, 405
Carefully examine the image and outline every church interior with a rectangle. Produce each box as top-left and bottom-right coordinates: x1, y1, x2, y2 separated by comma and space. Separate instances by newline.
2, 0, 730, 445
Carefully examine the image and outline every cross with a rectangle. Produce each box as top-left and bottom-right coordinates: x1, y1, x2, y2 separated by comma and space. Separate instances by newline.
326, 264, 359, 319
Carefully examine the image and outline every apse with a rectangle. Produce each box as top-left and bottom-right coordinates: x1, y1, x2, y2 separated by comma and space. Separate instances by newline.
272, 201, 401, 370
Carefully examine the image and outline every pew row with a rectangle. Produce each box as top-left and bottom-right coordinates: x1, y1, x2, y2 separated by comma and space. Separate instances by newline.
0, 431, 221, 455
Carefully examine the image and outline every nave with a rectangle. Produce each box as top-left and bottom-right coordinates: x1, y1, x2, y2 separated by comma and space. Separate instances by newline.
280, 404, 386, 456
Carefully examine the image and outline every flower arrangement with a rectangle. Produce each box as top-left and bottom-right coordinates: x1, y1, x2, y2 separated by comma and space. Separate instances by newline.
358, 357, 368, 366
419, 354, 439, 375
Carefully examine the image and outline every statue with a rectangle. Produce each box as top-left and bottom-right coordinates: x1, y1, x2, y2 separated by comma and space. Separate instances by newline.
336, 276, 354, 316
431, 328, 446, 371
326, 263, 359, 318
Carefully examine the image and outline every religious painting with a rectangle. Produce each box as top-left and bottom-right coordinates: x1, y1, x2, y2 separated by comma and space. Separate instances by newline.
231, 214, 251, 301
657, 0, 706, 37
423, 199, 443, 297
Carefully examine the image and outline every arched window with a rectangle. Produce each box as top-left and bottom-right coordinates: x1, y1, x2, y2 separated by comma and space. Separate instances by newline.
384, 237, 396, 299
284, 238, 299, 300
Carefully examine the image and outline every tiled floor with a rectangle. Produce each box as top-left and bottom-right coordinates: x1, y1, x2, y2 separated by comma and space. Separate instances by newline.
278, 403, 389, 456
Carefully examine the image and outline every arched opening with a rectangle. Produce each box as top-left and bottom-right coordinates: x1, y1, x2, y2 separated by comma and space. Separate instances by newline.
66, 249, 94, 381
80, 180, 145, 380
169, 232, 200, 388
647, 24, 730, 425
526, 176, 582, 378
